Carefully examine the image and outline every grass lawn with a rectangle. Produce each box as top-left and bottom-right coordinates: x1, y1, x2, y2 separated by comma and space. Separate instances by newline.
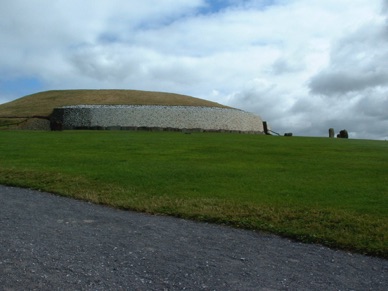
0, 131, 387, 257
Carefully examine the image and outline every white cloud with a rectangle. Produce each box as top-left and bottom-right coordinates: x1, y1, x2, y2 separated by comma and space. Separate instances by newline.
0, 0, 387, 139
309, 20, 388, 96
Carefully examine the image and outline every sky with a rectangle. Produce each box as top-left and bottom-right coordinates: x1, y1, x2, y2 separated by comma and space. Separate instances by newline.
1, 0, 387, 140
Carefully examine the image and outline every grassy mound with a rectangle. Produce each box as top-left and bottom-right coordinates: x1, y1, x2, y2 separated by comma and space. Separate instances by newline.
0, 89, 230, 118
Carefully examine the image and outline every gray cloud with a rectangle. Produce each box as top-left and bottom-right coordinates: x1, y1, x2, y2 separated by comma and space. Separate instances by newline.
69, 44, 147, 81
353, 90, 388, 121
309, 10, 388, 96
383, 0, 388, 12
309, 70, 388, 96
270, 58, 304, 75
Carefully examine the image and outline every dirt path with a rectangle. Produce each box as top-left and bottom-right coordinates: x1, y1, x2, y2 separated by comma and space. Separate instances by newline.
1, 185, 386, 290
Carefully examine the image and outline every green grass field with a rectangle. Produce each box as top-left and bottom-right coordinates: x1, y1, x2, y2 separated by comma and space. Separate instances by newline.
0, 131, 387, 257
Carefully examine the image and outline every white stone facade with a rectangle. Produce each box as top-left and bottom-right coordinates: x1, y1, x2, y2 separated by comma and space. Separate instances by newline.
51, 105, 264, 133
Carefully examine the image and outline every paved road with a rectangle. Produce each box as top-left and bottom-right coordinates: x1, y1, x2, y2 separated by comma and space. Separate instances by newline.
0, 185, 387, 290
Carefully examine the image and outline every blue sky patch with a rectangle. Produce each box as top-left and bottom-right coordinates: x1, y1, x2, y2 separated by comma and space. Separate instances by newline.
0, 77, 43, 98
200, 0, 279, 14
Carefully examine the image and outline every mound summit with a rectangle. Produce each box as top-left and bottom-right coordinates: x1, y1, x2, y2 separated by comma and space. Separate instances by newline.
0, 89, 264, 133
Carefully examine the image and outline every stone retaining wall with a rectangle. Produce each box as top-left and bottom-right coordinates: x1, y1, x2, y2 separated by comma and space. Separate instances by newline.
51, 105, 264, 133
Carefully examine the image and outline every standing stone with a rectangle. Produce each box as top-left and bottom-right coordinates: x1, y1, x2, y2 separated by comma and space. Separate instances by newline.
329, 128, 334, 138
263, 121, 270, 135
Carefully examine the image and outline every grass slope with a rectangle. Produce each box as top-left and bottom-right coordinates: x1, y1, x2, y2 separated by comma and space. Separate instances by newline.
0, 89, 230, 118
0, 131, 387, 257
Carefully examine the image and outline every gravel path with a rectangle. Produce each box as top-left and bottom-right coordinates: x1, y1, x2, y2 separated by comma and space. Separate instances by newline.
1, 185, 386, 290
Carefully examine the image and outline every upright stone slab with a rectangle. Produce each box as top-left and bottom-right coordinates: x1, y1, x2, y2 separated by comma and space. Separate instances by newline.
329, 128, 334, 138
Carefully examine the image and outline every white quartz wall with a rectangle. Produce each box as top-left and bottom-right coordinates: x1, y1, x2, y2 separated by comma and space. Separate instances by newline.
54, 105, 264, 133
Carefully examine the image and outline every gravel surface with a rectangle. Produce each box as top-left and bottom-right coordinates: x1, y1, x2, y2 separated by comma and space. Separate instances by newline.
1, 185, 386, 290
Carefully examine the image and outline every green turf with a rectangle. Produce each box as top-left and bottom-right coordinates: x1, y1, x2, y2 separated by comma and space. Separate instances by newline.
0, 131, 387, 257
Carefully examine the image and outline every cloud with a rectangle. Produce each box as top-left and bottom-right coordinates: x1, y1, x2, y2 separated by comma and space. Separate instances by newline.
309, 22, 388, 96
309, 71, 388, 96
0, 0, 387, 139
303, 2, 388, 139
383, 0, 388, 13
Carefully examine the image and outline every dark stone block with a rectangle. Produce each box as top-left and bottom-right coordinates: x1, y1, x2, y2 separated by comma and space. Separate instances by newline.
338, 129, 349, 138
